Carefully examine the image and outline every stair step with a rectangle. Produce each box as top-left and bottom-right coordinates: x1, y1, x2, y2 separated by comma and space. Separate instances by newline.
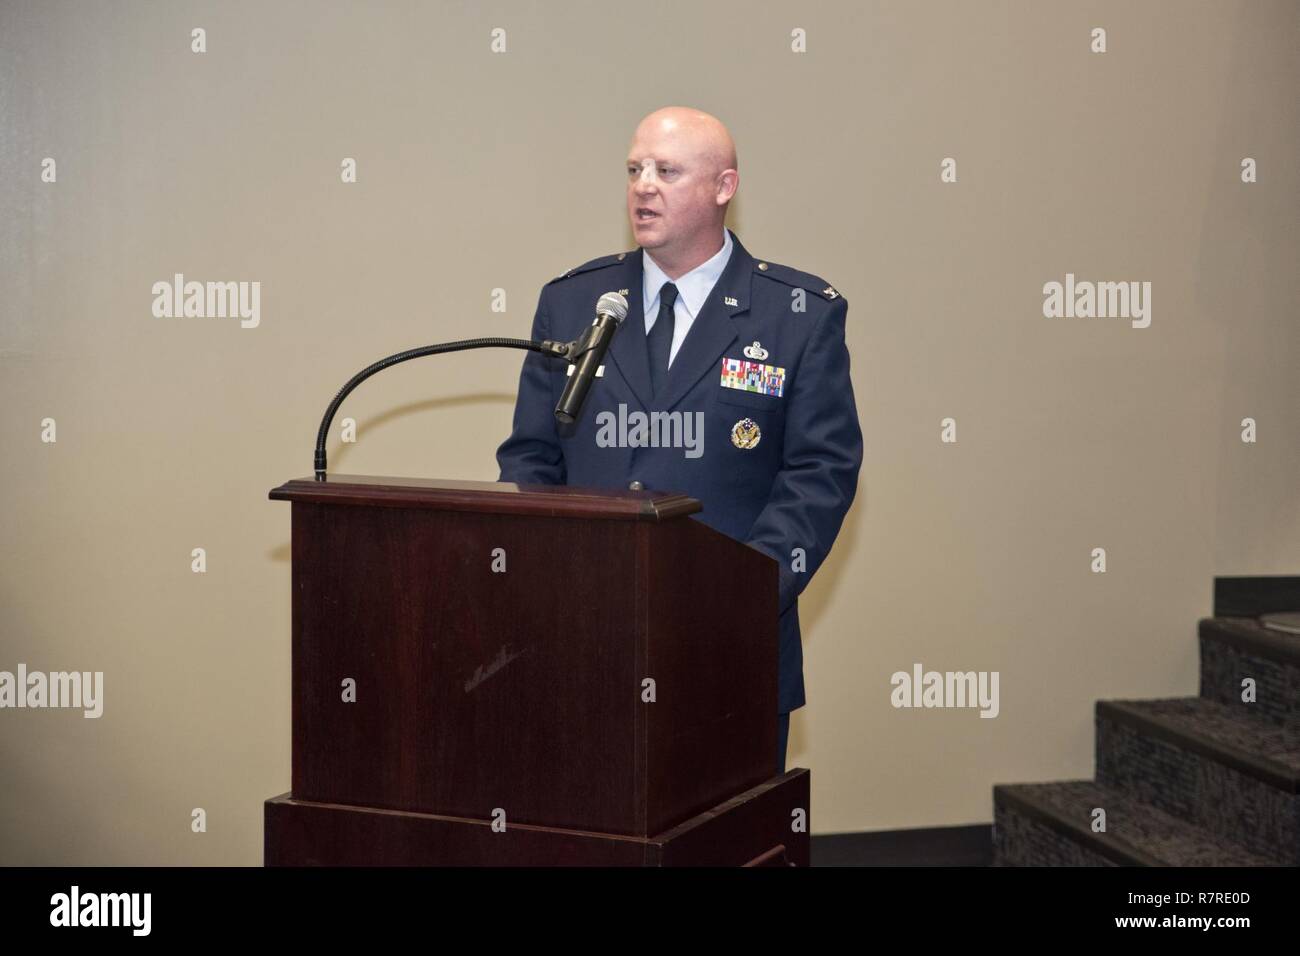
993, 780, 1282, 866
1096, 697, 1300, 862
1199, 616, 1300, 725
1099, 697, 1300, 790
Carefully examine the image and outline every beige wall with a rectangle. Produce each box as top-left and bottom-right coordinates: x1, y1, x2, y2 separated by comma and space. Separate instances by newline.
2, 0, 1296, 864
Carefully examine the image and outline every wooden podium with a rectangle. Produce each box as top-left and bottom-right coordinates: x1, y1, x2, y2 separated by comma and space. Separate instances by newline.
263, 474, 810, 866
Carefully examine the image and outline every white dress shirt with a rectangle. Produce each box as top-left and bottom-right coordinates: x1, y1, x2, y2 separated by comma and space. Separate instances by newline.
642, 227, 734, 368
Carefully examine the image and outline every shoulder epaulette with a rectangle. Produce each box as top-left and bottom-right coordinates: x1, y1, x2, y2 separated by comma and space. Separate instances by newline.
753, 258, 842, 301
546, 250, 633, 285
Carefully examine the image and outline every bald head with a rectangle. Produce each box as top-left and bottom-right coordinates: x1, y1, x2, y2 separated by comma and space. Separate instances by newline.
633, 107, 737, 177
626, 107, 740, 278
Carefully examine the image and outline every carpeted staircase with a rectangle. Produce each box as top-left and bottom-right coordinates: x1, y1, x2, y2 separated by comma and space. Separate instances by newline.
992, 615, 1300, 866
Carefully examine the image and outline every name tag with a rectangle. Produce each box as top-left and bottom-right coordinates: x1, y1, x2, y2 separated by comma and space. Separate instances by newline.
720, 358, 785, 397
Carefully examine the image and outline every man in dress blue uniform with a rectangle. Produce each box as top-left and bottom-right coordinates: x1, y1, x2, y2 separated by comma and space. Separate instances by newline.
496, 106, 862, 774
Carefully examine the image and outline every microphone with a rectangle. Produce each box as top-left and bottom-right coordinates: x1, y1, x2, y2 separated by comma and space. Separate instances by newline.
554, 292, 628, 425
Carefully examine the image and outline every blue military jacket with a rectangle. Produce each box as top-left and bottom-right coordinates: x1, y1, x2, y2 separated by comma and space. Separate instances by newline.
496, 228, 862, 714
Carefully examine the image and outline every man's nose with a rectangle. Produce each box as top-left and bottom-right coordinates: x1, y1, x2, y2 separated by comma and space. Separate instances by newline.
635, 165, 659, 189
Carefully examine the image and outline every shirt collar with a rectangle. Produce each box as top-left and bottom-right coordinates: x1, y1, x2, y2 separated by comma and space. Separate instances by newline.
642, 227, 734, 320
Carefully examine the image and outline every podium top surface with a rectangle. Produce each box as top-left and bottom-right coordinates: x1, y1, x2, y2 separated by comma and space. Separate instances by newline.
269, 474, 701, 521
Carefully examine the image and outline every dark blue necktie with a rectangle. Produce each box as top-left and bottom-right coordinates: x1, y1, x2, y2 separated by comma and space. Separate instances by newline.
647, 281, 678, 398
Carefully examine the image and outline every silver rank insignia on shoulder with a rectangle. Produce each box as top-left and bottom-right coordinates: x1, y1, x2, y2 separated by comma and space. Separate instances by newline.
823, 286, 839, 299
724, 296, 738, 307
742, 340, 768, 360
731, 418, 761, 450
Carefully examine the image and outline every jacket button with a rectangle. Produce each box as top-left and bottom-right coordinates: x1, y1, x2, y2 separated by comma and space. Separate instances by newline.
757, 262, 768, 271
628, 480, 644, 491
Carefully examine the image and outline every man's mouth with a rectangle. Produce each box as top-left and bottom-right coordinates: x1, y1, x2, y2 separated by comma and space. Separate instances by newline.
635, 207, 660, 221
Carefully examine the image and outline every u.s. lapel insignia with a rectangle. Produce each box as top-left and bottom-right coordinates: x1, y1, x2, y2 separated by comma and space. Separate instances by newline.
617, 289, 629, 296
742, 340, 768, 360
731, 418, 761, 450
723, 295, 739, 307
823, 286, 839, 299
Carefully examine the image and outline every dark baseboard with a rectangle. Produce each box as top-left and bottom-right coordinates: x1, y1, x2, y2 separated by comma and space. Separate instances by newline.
1214, 575, 1300, 617
812, 823, 992, 866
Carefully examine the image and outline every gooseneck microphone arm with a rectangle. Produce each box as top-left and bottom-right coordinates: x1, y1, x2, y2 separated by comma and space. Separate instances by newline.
313, 336, 572, 481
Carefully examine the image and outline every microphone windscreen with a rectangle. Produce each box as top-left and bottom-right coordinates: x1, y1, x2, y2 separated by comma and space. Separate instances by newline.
596, 292, 629, 323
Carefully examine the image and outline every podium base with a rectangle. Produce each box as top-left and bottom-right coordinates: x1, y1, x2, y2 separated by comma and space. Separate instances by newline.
265, 769, 810, 867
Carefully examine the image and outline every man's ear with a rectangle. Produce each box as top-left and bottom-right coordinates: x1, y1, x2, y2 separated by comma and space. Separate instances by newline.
715, 168, 739, 206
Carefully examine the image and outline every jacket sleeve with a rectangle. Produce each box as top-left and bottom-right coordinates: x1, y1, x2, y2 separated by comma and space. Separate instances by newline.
744, 295, 862, 613
495, 285, 568, 485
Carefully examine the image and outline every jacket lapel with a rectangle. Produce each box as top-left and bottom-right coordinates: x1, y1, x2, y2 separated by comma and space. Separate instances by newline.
655, 229, 754, 414
605, 229, 755, 414
606, 253, 654, 411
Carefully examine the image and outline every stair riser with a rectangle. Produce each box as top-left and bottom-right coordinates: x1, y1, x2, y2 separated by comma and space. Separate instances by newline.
992, 802, 1116, 866
1095, 716, 1298, 864
1199, 637, 1300, 725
